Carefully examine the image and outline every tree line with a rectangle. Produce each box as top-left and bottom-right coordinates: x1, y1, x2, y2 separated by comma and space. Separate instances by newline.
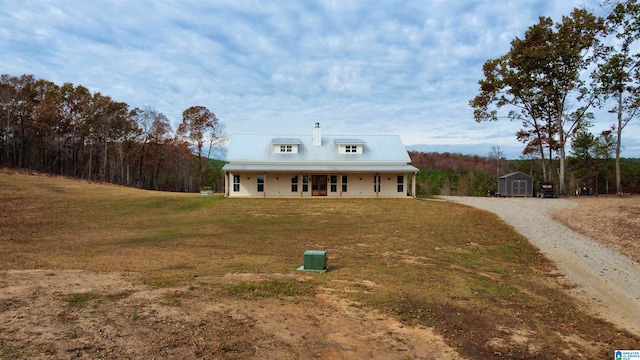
0, 74, 226, 192
409, 148, 640, 196
3, 71, 636, 197
470, 0, 640, 195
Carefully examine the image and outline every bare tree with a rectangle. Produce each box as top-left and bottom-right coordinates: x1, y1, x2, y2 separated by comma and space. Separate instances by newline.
487, 145, 506, 193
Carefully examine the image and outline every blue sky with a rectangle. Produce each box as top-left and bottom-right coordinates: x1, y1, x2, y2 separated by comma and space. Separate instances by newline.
2, 0, 638, 159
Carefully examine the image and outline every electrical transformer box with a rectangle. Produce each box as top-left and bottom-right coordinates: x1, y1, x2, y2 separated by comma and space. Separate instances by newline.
299, 250, 327, 272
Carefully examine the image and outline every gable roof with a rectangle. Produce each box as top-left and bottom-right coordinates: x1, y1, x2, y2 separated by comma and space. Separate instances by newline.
499, 171, 533, 179
223, 134, 417, 173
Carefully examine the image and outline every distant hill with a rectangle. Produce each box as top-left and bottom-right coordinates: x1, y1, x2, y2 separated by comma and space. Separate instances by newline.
406, 144, 524, 160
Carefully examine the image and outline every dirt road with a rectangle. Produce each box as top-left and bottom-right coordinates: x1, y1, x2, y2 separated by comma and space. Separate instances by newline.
443, 196, 640, 337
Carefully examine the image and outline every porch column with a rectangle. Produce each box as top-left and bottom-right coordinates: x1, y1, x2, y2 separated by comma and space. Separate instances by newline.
224, 171, 229, 197
412, 172, 417, 198
263, 172, 266, 198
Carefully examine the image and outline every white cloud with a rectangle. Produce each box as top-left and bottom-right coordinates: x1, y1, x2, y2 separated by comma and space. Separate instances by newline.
1, 0, 635, 159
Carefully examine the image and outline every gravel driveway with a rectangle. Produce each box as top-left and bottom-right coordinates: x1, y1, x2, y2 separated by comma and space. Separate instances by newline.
442, 196, 640, 337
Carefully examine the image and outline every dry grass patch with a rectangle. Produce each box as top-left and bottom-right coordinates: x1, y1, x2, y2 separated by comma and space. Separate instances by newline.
554, 196, 640, 264
1, 170, 639, 359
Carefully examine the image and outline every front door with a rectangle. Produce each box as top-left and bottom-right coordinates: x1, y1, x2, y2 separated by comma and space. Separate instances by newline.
312, 175, 327, 196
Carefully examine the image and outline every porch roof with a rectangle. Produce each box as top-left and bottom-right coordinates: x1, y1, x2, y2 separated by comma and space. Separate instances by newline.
222, 163, 418, 173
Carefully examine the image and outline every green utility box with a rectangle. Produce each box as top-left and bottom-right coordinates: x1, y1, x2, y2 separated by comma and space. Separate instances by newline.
298, 250, 328, 272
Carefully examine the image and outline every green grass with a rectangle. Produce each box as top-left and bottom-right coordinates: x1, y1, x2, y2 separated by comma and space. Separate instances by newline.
1, 170, 639, 359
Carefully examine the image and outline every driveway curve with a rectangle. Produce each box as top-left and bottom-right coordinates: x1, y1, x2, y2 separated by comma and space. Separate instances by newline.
442, 196, 640, 337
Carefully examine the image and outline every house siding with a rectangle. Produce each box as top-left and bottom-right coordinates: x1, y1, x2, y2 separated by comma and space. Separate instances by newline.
226, 171, 409, 198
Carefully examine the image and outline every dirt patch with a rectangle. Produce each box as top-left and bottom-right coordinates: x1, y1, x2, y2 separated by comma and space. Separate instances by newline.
0, 270, 460, 359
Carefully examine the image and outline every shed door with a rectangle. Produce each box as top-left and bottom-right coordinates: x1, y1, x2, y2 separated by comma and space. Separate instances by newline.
312, 175, 327, 196
511, 180, 528, 196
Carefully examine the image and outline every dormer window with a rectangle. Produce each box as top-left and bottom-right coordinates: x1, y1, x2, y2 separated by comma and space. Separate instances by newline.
272, 138, 301, 154
335, 139, 365, 154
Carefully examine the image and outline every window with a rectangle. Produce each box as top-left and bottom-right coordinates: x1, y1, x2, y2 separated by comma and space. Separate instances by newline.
272, 139, 300, 154
291, 175, 298, 192
257, 175, 264, 192
397, 175, 404, 193
341, 175, 348, 192
330, 175, 337, 192
335, 139, 364, 154
233, 175, 240, 192
374, 175, 380, 193
303, 175, 309, 192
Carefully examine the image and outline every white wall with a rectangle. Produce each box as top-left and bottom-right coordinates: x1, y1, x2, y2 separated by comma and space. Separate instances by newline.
228, 172, 258, 197
264, 173, 309, 197
227, 172, 409, 197
342, 174, 405, 197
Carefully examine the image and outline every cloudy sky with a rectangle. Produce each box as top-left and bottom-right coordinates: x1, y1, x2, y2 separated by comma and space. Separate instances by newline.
2, 0, 638, 159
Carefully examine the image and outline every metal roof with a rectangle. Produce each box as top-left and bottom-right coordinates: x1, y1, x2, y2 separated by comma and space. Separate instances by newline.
224, 134, 415, 168
499, 171, 532, 179
271, 138, 302, 144
223, 164, 418, 172
333, 138, 366, 144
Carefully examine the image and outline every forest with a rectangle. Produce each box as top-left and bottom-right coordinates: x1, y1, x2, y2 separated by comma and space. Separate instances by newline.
0, 74, 225, 193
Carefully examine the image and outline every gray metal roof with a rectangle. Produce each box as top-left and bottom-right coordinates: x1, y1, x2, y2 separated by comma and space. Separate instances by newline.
223, 164, 418, 172
499, 171, 532, 179
223, 133, 417, 172
271, 138, 302, 144
333, 138, 366, 144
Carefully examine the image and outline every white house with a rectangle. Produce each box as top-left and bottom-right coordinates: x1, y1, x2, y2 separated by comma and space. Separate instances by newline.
222, 123, 418, 198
